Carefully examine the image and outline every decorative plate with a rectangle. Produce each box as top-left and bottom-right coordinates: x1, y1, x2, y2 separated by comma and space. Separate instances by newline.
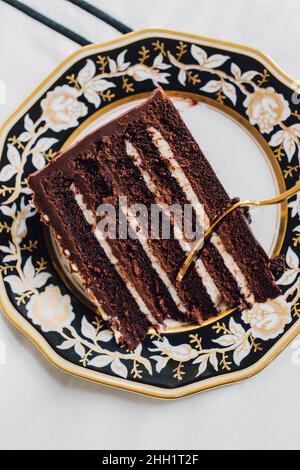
0, 29, 299, 399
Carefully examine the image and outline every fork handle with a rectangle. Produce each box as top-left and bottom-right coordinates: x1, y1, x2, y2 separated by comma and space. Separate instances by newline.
177, 181, 300, 284
256, 180, 300, 206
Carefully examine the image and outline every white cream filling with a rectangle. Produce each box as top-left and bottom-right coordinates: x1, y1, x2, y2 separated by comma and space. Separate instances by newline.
148, 127, 209, 229
211, 234, 255, 304
171, 222, 222, 307
53, 209, 123, 340
126, 207, 187, 314
194, 259, 223, 307
71, 185, 95, 224
71, 185, 159, 327
126, 139, 223, 308
147, 127, 255, 305
94, 230, 159, 326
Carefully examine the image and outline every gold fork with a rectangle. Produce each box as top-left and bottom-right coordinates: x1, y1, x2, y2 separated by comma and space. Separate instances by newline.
176, 180, 300, 285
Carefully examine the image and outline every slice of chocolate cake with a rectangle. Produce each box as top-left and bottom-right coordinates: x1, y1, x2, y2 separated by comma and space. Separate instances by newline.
29, 88, 281, 349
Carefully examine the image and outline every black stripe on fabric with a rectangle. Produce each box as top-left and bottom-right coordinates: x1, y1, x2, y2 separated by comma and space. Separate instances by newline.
66, 0, 132, 34
1, 0, 91, 46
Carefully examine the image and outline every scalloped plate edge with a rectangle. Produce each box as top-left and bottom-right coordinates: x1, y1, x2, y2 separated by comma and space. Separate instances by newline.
0, 28, 299, 399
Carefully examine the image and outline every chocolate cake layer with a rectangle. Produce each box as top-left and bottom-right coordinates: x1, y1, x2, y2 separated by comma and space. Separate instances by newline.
37, 170, 151, 349
142, 90, 281, 302
125, 122, 248, 309
71, 156, 186, 323
29, 88, 281, 348
93, 136, 218, 322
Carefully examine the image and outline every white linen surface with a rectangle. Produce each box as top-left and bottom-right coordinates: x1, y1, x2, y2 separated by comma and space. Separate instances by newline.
0, 0, 299, 450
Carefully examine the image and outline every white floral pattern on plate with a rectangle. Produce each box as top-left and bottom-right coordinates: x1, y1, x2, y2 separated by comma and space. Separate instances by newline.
150, 295, 293, 380
0, 34, 299, 390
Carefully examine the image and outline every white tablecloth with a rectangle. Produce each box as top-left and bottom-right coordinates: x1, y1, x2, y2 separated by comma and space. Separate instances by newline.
0, 0, 299, 450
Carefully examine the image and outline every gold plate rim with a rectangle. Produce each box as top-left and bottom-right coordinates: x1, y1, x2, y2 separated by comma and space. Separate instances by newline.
0, 28, 298, 399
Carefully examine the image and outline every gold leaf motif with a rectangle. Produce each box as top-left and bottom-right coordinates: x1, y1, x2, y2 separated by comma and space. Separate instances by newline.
187, 71, 201, 85
189, 334, 202, 350
35, 257, 47, 275
292, 302, 300, 319
0, 186, 15, 197
250, 334, 263, 353
152, 40, 166, 57
292, 110, 300, 121
212, 322, 231, 335
0, 222, 11, 234
21, 240, 38, 253
44, 149, 57, 163
176, 41, 188, 61
293, 233, 300, 247
122, 76, 134, 93
66, 74, 80, 91
16, 290, 35, 306
99, 90, 115, 102
138, 46, 150, 64
92, 315, 103, 332
8, 136, 25, 151
216, 89, 226, 104
96, 54, 108, 74
79, 349, 93, 367
131, 359, 143, 379
173, 362, 185, 381
284, 165, 300, 179
257, 69, 270, 87
220, 353, 232, 371
274, 144, 285, 162
0, 264, 15, 276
